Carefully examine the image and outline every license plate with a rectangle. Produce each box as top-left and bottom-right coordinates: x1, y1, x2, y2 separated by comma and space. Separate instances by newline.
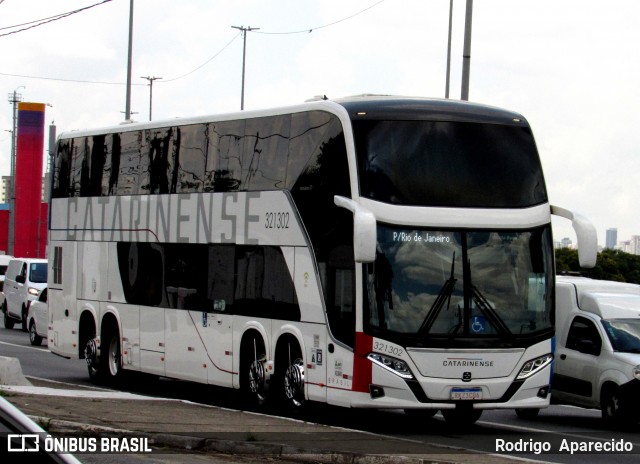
450, 387, 482, 400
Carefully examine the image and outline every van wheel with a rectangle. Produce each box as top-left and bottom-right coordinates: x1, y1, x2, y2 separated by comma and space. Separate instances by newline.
2, 306, 14, 330
21, 305, 28, 332
29, 320, 43, 346
601, 384, 629, 426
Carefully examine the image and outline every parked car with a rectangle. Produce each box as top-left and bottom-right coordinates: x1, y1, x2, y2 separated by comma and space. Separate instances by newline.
2, 258, 47, 331
27, 287, 48, 346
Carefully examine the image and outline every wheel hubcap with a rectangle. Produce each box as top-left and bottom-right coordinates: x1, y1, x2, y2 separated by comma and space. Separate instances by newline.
284, 358, 305, 406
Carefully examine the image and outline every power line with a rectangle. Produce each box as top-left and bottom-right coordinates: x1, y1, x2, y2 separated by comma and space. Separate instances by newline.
0, 0, 113, 38
254, 0, 385, 35
161, 32, 241, 83
0, 71, 145, 86
0, 1, 385, 85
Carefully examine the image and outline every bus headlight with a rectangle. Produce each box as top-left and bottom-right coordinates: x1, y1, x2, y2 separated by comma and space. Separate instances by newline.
633, 365, 640, 381
516, 353, 553, 380
367, 353, 414, 379
28, 287, 40, 297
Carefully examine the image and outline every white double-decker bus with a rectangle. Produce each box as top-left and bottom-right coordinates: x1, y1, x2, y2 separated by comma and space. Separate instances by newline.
48, 96, 596, 424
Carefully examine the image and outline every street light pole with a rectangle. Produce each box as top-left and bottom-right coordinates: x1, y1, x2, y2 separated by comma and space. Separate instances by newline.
141, 76, 162, 121
445, 0, 453, 99
461, 0, 473, 101
7, 86, 24, 255
124, 0, 134, 120
231, 25, 259, 110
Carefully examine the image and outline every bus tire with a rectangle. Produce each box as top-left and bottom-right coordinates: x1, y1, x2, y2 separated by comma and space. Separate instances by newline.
86, 337, 102, 384
441, 407, 482, 426
276, 339, 305, 409
515, 408, 540, 419
240, 334, 268, 406
404, 409, 438, 418
102, 329, 123, 383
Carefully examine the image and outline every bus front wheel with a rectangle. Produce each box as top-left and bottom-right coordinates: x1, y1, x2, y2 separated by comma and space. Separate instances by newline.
441, 407, 482, 426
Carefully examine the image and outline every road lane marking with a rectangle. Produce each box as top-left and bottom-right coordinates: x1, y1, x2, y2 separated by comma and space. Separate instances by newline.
0, 340, 49, 353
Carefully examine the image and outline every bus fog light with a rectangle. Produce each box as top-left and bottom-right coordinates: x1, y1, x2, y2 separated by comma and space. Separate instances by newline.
370, 385, 385, 399
517, 353, 553, 380
537, 386, 550, 398
367, 353, 414, 379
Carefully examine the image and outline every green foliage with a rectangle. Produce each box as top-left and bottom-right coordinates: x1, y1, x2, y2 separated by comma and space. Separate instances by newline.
555, 248, 640, 284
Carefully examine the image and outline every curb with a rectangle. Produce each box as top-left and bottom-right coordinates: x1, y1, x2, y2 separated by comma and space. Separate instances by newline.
33, 415, 460, 464
0, 356, 32, 386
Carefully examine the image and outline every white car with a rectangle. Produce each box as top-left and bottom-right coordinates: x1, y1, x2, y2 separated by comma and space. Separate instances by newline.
2, 258, 47, 331
553, 276, 640, 425
27, 287, 47, 346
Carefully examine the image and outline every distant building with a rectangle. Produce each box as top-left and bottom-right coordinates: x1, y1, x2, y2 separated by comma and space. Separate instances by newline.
0, 176, 49, 204
557, 237, 574, 249
605, 228, 618, 249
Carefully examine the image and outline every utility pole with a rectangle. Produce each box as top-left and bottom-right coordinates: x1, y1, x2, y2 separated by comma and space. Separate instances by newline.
445, 0, 453, 98
141, 76, 162, 121
461, 0, 473, 101
124, 0, 134, 120
7, 87, 24, 255
231, 25, 259, 110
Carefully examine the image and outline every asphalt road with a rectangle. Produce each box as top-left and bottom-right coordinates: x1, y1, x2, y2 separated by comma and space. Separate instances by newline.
1, 325, 639, 463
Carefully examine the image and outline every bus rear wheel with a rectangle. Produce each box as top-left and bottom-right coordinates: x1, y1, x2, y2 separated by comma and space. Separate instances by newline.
241, 335, 268, 406
276, 340, 305, 409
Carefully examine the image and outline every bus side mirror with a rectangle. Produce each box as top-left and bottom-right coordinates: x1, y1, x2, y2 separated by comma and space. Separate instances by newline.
334, 196, 376, 263
551, 205, 598, 268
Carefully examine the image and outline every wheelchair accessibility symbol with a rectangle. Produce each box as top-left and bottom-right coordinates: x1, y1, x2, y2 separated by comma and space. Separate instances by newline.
471, 316, 486, 333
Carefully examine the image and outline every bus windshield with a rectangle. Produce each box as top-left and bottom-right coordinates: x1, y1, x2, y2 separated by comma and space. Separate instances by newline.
353, 120, 547, 208
364, 225, 554, 345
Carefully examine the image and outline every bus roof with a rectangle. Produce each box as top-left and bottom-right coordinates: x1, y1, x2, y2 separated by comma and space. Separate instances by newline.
335, 95, 528, 125
57, 95, 528, 141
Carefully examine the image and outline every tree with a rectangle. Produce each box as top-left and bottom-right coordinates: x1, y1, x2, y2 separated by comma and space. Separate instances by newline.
555, 248, 640, 284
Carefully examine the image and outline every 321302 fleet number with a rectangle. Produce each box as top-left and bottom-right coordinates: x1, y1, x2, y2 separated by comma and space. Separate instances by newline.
265, 212, 290, 229
373, 341, 404, 357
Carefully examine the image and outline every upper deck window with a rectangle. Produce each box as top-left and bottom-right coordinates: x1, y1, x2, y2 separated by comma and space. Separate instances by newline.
353, 120, 547, 208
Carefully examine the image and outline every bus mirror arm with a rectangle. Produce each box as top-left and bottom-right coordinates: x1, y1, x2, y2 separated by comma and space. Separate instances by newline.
551, 205, 598, 268
334, 196, 377, 263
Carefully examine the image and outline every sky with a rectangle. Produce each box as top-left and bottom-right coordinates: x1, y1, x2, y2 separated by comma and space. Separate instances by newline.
1, 0, 639, 248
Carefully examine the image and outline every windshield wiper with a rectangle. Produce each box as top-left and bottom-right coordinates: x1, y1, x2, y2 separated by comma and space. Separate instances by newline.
470, 278, 513, 339
418, 253, 456, 336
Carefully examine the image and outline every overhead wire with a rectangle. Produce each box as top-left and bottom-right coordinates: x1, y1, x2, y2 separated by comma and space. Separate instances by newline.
0, 0, 113, 38
255, 0, 385, 35
0, 0, 385, 85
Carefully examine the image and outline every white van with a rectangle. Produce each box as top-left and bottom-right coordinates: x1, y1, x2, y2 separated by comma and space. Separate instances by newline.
552, 276, 640, 425
0, 254, 13, 292
2, 258, 47, 331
